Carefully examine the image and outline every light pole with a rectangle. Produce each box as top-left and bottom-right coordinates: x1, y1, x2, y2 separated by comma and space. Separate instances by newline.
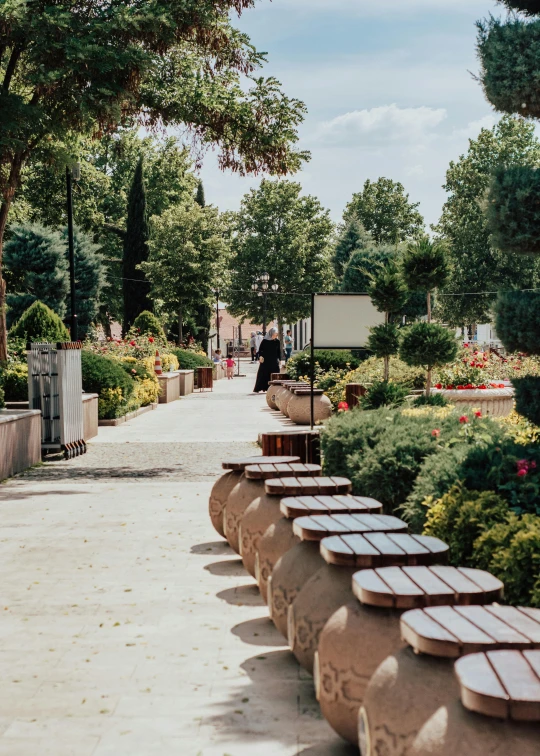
252, 272, 279, 335
66, 162, 80, 341
214, 289, 220, 349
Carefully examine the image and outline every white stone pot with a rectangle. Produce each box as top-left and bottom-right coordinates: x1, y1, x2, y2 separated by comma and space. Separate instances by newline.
431, 387, 514, 417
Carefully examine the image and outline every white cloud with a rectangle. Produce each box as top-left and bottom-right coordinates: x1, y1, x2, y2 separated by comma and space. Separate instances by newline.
315, 104, 447, 146
451, 113, 498, 140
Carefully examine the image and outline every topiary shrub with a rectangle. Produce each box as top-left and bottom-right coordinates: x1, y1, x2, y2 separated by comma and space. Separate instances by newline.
361, 380, 408, 410
170, 348, 212, 370
10, 300, 70, 343
132, 310, 165, 338
473, 513, 540, 607
81, 351, 135, 419
477, 17, 540, 119
287, 349, 361, 380
512, 376, 540, 426
0, 362, 28, 401
400, 321, 458, 394
424, 485, 510, 566
487, 165, 540, 254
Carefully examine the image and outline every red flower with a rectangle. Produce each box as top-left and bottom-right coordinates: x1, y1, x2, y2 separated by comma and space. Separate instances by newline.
337, 401, 349, 412
148, 337, 154, 343
457, 385, 465, 390
463, 343, 469, 348
530, 461, 537, 470
130, 340, 136, 346
517, 469, 528, 477
435, 383, 442, 390
474, 410, 482, 417
498, 383, 505, 388
446, 384, 454, 390
459, 415, 469, 424
431, 429, 440, 437
465, 384, 473, 389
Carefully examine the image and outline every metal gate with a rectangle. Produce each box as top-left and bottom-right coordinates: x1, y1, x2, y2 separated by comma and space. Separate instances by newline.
27, 342, 86, 458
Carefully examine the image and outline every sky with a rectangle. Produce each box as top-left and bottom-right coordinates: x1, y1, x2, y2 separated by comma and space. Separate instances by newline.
197, 0, 507, 229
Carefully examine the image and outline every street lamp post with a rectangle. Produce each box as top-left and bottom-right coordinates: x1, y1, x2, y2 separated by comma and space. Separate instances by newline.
66, 162, 80, 341
214, 289, 220, 349
252, 272, 278, 335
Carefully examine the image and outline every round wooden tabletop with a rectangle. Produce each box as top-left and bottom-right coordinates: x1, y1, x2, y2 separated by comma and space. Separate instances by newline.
401, 605, 540, 658
244, 462, 321, 480
455, 649, 540, 721
320, 533, 448, 569
265, 476, 351, 497
280, 494, 383, 519
293, 513, 406, 541
353, 566, 504, 610
222, 455, 299, 471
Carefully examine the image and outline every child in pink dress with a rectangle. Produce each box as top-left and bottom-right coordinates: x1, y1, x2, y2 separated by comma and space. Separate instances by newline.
225, 357, 236, 379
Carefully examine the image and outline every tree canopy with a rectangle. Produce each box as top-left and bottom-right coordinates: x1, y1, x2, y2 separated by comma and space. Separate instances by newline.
434, 116, 540, 326
225, 180, 335, 330
343, 178, 424, 244
0, 0, 309, 358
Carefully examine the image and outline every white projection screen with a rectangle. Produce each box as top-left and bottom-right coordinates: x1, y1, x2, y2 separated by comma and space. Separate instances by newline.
313, 294, 385, 349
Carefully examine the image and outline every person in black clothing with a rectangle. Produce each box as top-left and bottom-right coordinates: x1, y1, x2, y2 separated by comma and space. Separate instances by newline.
253, 327, 281, 393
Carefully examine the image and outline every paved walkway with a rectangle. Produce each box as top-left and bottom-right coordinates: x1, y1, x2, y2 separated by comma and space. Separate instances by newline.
0, 362, 354, 755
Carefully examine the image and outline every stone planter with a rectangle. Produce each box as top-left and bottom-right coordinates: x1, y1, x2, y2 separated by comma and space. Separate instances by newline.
209, 470, 244, 538
157, 372, 180, 404
288, 391, 332, 425
82, 393, 99, 440
178, 369, 194, 396
0, 409, 41, 479
431, 387, 514, 417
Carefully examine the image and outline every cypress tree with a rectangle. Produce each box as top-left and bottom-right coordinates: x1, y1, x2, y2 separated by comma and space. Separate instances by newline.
65, 227, 106, 339
123, 158, 152, 332
332, 218, 372, 279
195, 180, 206, 208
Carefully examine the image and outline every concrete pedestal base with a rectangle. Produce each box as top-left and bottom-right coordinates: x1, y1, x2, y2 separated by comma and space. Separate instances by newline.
209, 470, 242, 538
256, 517, 299, 603
361, 646, 456, 756
268, 541, 325, 638
82, 393, 99, 440
178, 369, 194, 396
288, 564, 356, 673
157, 372, 180, 403
408, 701, 540, 756
315, 601, 403, 746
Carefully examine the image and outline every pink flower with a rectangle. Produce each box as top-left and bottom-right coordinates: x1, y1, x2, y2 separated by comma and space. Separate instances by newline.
431, 429, 440, 438
530, 461, 537, 470
459, 415, 469, 424
337, 401, 349, 413
517, 469, 528, 477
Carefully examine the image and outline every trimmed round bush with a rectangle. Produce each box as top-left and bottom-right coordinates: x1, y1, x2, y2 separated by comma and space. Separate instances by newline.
81, 351, 135, 419
424, 485, 510, 566
487, 165, 540, 254
367, 323, 400, 360
132, 311, 165, 338
513, 376, 540, 426
477, 17, 540, 119
10, 300, 70, 343
400, 322, 458, 370
170, 348, 212, 370
0, 362, 28, 401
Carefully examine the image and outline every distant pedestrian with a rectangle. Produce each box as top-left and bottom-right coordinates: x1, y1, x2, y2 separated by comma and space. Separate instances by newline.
284, 329, 293, 363
250, 332, 257, 362
212, 349, 222, 364
225, 356, 236, 379
255, 331, 263, 358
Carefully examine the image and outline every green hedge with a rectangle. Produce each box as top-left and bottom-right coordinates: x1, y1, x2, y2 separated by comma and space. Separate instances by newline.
132, 311, 165, 338
287, 349, 361, 380
170, 348, 212, 370
81, 351, 135, 419
0, 362, 28, 401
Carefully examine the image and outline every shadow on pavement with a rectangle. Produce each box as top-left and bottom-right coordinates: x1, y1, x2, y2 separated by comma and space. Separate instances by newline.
231, 616, 287, 647
297, 741, 358, 756
0, 488, 89, 501
216, 583, 263, 607
190, 540, 232, 556
204, 558, 245, 577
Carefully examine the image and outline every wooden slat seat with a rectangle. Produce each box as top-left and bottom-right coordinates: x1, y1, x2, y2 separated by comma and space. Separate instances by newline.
260, 429, 321, 465
280, 494, 382, 518
401, 605, 540, 658
265, 476, 351, 497
222, 455, 299, 471
455, 649, 540, 721
244, 462, 321, 480
293, 513, 406, 541
320, 533, 448, 568
353, 566, 504, 610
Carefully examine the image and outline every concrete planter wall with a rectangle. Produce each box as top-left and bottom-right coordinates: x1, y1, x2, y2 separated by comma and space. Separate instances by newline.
99, 402, 158, 427
178, 369, 194, 396
213, 364, 225, 381
82, 393, 99, 440
157, 372, 180, 404
0, 410, 41, 480
431, 387, 514, 417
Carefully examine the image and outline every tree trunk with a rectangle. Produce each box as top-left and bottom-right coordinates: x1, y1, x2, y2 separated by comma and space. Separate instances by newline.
0, 276, 7, 362
426, 367, 432, 397
177, 307, 183, 347
276, 312, 285, 362
427, 290, 432, 323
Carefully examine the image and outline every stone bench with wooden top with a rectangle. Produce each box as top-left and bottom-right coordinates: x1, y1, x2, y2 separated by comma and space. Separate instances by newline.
274, 382, 308, 415
261, 429, 321, 465
238, 475, 350, 578
360, 604, 540, 756
266, 380, 288, 410
209, 455, 300, 538
288, 534, 449, 675
288, 388, 333, 425
315, 565, 504, 746
222, 461, 320, 554
407, 649, 539, 756
268, 498, 385, 636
